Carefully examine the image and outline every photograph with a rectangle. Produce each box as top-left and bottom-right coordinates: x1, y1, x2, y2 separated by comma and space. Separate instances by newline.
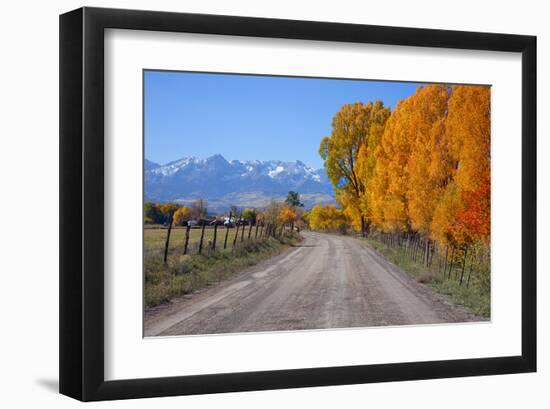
50, 3, 539, 403
142, 71, 491, 337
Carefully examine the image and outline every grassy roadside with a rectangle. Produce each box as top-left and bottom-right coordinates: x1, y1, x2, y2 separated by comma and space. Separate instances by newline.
145, 232, 302, 308
363, 237, 490, 318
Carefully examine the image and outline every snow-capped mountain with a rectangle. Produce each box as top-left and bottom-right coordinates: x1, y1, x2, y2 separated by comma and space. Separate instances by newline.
144, 154, 335, 212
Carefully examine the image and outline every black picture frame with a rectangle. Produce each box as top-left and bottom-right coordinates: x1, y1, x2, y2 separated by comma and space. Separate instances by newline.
60, 7, 537, 401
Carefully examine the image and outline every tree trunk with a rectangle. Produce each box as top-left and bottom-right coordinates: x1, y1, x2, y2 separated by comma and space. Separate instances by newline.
442, 246, 449, 278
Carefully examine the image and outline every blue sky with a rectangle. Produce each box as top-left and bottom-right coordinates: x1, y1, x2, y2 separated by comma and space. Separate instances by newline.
144, 71, 420, 168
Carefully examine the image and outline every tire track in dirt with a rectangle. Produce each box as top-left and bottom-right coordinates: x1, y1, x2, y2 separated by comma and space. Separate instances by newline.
145, 231, 479, 336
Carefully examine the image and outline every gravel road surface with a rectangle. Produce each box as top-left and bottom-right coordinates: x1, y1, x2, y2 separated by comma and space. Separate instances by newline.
144, 231, 478, 336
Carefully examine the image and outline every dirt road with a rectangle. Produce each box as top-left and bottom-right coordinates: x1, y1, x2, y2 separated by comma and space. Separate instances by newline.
144, 231, 477, 336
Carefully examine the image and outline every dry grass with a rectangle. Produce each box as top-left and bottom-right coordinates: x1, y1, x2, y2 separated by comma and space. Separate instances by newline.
144, 231, 301, 308
365, 237, 490, 317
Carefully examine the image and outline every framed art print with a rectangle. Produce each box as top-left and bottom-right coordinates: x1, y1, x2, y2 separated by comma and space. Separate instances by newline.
60, 7, 536, 401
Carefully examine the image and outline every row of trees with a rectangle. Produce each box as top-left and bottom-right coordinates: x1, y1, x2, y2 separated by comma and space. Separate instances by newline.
145, 191, 305, 227
318, 85, 490, 258
146, 192, 304, 263
144, 199, 208, 225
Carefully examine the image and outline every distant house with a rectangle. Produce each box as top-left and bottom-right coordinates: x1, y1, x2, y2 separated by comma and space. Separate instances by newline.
223, 217, 236, 227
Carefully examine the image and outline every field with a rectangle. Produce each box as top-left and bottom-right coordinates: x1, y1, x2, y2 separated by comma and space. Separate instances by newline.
144, 224, 301, 308
144, 224, 264, 254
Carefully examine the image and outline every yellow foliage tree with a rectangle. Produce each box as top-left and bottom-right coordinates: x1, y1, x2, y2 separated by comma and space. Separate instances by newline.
370, 96, 415, 232
278, 207, 297, 225
405, 85, 451, 236
319, 101, 390, 236
321, 83, 490, 255
431, 85, 491, 246
173, 206, 191, 226
158, 203, 179, 224
308, 205, 347, 232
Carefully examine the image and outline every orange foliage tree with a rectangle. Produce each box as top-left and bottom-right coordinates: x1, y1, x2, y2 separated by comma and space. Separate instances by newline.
320, 84, 491, 255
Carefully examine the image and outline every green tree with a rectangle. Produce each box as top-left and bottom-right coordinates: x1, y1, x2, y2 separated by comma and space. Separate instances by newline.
242, 208, 257, 224
144, 202, 163, 224
285, 191, 304, 207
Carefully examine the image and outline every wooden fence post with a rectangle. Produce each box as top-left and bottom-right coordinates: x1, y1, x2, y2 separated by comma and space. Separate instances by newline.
442, 246, 448, 277
198, 223, 206, 254
163, 214, 173, 264
255, 223, 259, 239
212, 224, 218, 250
241, 222, 245, 242
459, 247, 468, 285
424, 239, 430, 267
248, 223, 253, 240
233, 223, 240, 247
447, 246, 455, 280
223, 226, 229, 249
183, 224, 191, 255
466, 252, 476, 288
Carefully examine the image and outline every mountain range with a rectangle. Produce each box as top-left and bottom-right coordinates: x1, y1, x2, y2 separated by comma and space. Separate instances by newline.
144, 154, 335, 213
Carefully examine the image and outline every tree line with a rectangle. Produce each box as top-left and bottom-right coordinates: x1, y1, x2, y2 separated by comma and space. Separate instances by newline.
313, 84, 490, 266
145, 192, 304, 263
